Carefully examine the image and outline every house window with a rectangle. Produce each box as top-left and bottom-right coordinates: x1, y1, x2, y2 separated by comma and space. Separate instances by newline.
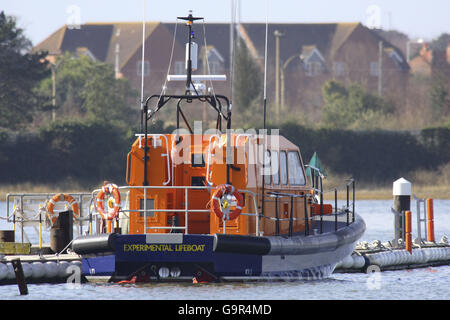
137, 60, 150, 76
288, 151, 305, 185
280, 151, 288, 185
333, 62, 346, 77
370, 62, 379, 76
305, 61, 322, 76
209, 61, 221, 74
174, 61, 185, 75
389, 51, 404, 69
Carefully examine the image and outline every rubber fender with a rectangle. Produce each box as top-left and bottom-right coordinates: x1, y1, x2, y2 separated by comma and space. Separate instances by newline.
352, 255, 366, 269
45, 262, 59, 278
341, 255, 354, 269
21, 262, 32, 278
6, 263, 15, 279
213, 234, 271, 255
31, 262, 46, 278
72, 233, 117, 255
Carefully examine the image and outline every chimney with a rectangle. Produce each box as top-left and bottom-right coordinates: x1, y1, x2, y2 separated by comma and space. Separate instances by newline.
447, 43, 450, 64
420, 43, 432, 63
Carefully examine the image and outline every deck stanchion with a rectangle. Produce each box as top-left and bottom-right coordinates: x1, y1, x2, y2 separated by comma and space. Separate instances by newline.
334, 188, 338, 231
405, 210, 412, 254
426, 198, 434, 242
346, 184, 349, 226
289, 196, 293, 237
185, 188, 189, 235
320, 176, 323, 234
304, 196, 309, 236
275, 196, 279, 236
39, 209, 42, 248
352, 180, 355, 223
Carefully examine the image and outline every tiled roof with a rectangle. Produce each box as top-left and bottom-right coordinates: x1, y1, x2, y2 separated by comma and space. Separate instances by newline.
163, 22, 232, 68
33, 22, 160, 68
33, 21, 409, 72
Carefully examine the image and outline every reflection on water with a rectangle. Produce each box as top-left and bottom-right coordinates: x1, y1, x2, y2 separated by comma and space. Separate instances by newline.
0, 200, 449, 300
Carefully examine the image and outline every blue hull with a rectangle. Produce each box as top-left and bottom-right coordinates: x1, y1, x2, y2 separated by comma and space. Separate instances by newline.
82, 234, 263, 281
78, 214, 366, 282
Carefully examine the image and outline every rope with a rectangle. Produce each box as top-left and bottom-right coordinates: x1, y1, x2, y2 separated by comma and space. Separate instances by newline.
151, 18, 179, 113
201, 18, 217, 99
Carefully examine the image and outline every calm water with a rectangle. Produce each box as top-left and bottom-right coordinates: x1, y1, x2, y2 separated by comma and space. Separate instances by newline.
0, 199, 449, 300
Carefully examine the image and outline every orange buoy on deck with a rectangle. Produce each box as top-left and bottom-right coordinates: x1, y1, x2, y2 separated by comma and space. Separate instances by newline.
46, 193, 80, 224
426, 198, 435, 242
405, 210, 412, 254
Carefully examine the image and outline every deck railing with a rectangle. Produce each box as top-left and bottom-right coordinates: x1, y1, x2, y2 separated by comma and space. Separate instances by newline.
3, 173, 356, 246
260, 165, 356, 237
90, 185, 261, 236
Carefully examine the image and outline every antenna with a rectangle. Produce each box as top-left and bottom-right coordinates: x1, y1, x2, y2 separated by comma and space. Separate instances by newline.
167, 11, 227, 95
178, 10, 203, 94
261, 0, 269, 217
140, 0, 146, 133
263, 0, 268, 130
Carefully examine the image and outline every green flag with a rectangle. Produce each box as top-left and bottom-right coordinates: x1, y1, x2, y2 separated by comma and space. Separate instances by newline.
306, 152, 327, 177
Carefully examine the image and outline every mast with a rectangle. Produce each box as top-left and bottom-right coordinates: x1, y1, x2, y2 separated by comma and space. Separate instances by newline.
178, 11, 202, 94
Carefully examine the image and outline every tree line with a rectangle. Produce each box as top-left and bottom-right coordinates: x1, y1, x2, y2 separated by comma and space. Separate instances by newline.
0, 11, 449, 188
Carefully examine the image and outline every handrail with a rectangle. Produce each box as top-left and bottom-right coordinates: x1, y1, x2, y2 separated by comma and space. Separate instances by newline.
90, 185, 261, 236
206, 134, 221, 186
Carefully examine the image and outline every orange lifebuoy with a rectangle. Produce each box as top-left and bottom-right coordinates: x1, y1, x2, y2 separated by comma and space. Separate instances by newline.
96, 183, 121, 220
211, 184, 244, 220
46, 193, 80, 224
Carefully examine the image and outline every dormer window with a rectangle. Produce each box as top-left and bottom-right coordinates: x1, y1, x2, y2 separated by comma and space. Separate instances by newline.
301, 45, 325, 76
305, 61, 323, 76
389, 50, 404, 69
202, 46, 224, 75
174, 61, 184, 75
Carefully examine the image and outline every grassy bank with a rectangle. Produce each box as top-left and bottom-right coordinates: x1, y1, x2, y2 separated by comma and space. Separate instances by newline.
1, 181, 448, 202
324, 185, 450, 200
0, 181, 98, 201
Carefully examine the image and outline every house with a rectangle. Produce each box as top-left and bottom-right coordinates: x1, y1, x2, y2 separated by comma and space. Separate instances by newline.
409, 42, 450, 78
33, 22, 185, 99
34, 21, 409, 121
238, 22, 409, 116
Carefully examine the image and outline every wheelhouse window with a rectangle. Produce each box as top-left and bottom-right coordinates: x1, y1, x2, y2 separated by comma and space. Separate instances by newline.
272, 150, 279, 185
288, 151, 305, 185
280, 151, 288, 185
263, 150, 272, 185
